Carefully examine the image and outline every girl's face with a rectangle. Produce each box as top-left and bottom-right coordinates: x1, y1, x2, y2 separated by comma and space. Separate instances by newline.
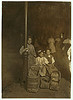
39, 52, 43, 57
46, 50, 50, 55
28, 38, 32, 44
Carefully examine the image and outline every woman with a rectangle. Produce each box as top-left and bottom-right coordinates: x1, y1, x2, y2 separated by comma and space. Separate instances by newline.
48, 36, 56, 54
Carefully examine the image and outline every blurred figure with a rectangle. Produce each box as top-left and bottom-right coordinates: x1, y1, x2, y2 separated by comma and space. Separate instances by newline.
48, 36, 56, 54
55, 33, 71, 82
55, 33, 64, 52
67, 46, 71, 72
63, 39, 71, 72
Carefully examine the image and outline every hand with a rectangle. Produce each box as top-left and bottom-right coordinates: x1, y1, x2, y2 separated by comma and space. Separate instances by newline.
19, 46, 24, 55
25, 48, 28, 50
62, 46, 65, 50
25, 48, 28, 52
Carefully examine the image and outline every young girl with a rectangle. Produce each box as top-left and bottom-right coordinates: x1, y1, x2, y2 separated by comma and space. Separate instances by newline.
48, 36, 56, 54
19, 37, 36, 81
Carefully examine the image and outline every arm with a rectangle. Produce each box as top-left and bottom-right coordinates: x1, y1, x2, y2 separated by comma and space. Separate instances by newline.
44, 57, 49, 65
62, 46, 65, 50
19, 46, 28, 55
19, 46, 24, 55
52, 56, 55, 64
67, 47, 71, 61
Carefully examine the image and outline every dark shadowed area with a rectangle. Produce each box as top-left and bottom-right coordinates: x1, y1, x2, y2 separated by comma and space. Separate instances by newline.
2, 2, 71, 98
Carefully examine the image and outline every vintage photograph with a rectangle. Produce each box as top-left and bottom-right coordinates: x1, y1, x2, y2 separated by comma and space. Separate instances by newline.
2, 1, 71, 98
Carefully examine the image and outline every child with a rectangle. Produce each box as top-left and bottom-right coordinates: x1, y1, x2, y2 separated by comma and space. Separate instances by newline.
36, 50, 49, 77
45, 49, 61, 90
46, 49, 55, 64
48, 36, 56, 54
19, 37, 36, 82
19, 37, 36, 69
45, 49, 58, 74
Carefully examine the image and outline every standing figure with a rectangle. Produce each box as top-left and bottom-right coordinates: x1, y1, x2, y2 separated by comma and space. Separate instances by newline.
48, 36, 56, 54
67, 46, 71, 72
55, 33, 71, 82
19, 37, 36, 81
55, 33, 64, 52
27, 37, 36, 70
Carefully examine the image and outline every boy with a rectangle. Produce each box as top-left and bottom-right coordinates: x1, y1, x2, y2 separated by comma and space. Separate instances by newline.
45, 49, 58, 74
36, 50, 49, 77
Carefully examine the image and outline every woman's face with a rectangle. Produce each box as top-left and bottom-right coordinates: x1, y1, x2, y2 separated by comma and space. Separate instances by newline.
28, 38, 32, 44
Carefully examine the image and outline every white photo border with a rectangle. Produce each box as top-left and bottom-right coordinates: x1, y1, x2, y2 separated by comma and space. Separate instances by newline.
0, 0, 73, 100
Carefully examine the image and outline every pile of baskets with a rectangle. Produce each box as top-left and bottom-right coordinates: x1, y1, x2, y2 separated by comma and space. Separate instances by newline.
26, 65, 61, 93
27, 75, 40, 93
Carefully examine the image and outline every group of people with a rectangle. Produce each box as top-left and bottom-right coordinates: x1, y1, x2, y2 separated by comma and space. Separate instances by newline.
19, 33, 71, 82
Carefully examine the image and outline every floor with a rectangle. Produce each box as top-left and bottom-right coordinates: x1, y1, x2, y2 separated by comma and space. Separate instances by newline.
2, 78, 70, 98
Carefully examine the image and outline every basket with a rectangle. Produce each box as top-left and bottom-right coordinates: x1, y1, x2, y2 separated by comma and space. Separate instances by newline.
49, 80, 59, 91
51, 71, 61, 82
27, 75, 39, 93
40, 76, 50, 89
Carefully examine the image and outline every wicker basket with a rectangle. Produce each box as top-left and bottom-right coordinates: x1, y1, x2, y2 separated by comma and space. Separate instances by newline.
27, 75, 39, 93
51, 71, 61, 82
49, 80, 59, 91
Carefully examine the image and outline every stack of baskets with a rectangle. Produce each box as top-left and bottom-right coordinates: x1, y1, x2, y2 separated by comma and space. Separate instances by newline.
27, 75, 39, 93
27, 65, 40, 93
26, 65, 61, 92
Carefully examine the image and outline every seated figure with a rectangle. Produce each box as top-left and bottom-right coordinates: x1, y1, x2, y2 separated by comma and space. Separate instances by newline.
45, 49, 58, 75
36, 50, 49, 77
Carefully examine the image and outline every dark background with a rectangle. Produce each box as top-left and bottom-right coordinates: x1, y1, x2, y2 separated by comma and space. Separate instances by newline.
2, 2, 71, 98
2, 2, 71, 50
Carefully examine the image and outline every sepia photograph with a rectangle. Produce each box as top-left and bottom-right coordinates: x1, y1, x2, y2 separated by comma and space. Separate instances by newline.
2, 1, 71, 98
